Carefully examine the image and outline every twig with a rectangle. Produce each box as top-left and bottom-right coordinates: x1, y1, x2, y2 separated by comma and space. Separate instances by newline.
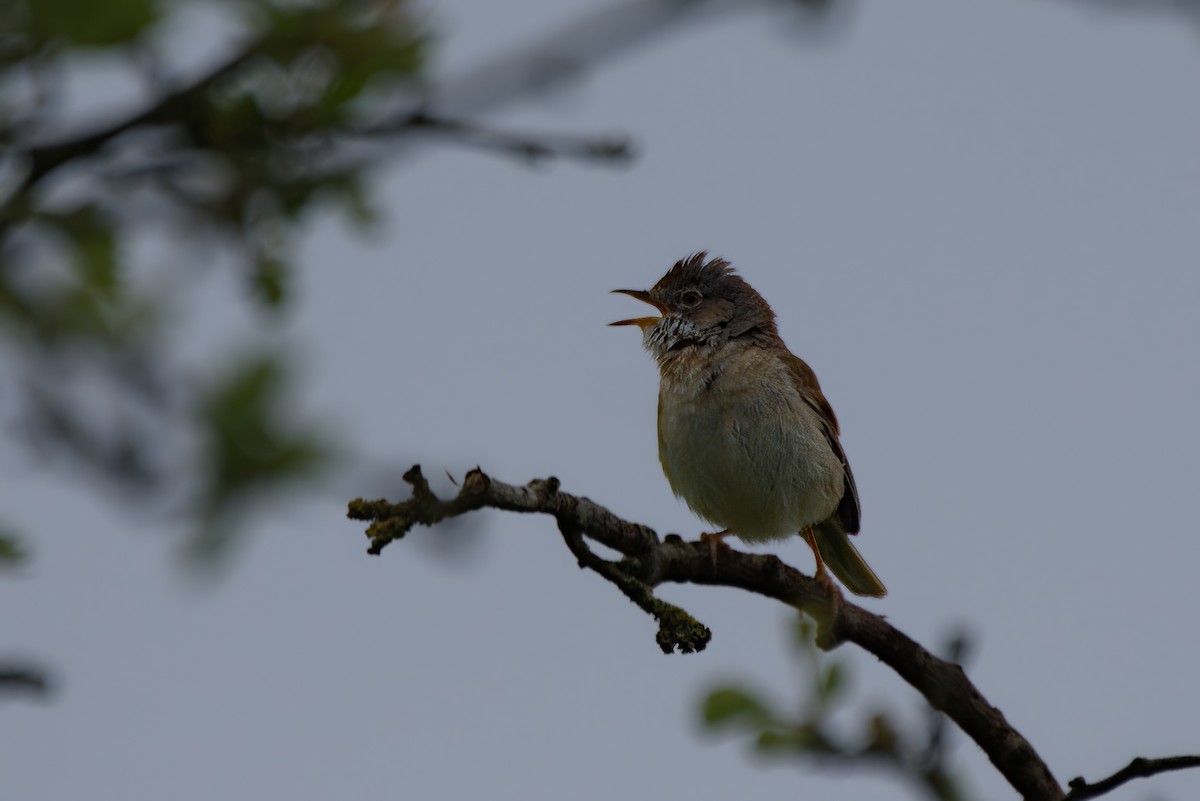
0, 666, 52, 698
354, 110, 634, 166
348, 466, 1064, 800
556, 518, 711, 654
18, 40, 264, 189
1065, 755, 1200, 800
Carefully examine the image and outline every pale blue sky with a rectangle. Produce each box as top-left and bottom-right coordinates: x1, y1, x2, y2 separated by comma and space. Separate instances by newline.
5, 2, 1200, 800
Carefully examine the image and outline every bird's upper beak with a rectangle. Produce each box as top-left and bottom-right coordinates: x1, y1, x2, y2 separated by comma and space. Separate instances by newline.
609, 289, 667, 329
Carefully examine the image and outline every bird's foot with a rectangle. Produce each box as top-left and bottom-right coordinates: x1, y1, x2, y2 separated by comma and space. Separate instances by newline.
699, 530, 732, 567
814, 565, 840, 595
803, 527, 839, 595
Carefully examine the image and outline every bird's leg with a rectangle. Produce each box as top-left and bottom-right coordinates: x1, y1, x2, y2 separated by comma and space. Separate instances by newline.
699, 530, 732, 565
803, 527, 836, 589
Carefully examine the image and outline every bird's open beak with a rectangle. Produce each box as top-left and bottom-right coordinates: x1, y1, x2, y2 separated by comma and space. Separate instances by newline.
609, 289, 666, 329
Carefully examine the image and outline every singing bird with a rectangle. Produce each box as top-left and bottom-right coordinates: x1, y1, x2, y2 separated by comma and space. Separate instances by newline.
611, 253, 886, 597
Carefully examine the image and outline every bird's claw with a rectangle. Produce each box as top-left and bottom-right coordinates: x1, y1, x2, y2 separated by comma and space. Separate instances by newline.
699, 530, 732, 567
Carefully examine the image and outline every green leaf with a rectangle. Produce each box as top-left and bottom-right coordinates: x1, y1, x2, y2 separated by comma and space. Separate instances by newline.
324, 174, 378, 231
50, 206, 118, 296
16, 205, 156, 347
701, 686, 771, 728
818, 662, 846, 702
26, 0, 159, 47
792, 615, 816, 647
754, 729, 791, 752
250, 256, 288, 307
865, 712, 899, 755
0, 533, 26, 569
189, 352, 331, 564
755, 724, 824, 755
754, 728, 815, 753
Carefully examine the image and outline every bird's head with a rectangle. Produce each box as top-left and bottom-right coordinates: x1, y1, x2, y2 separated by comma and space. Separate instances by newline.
610, 252, 777, 359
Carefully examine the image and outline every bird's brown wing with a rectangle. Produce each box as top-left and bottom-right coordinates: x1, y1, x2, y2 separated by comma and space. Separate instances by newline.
785, 354, 861, 535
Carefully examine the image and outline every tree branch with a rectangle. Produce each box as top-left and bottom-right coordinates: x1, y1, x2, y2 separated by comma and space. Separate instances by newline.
10, 0, 821, 200
350, 466, 1070, 799
353, 111, 634, 166
8, 44, 635, 209
1065, 755, 1200, 800
349, 466, 1200, 800
18, 40, 265, 190
0, 665, 52, 699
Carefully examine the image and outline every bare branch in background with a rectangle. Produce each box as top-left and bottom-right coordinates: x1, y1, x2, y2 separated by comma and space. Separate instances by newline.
13, 41, 264, 196
0, 664, 52, 699
353, 110, 634, 166
11, 0, 791, 197
1065, 755, 1200, 801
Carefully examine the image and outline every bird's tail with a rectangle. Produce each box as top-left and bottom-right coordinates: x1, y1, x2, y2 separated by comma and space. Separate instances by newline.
812, 521, 887, 598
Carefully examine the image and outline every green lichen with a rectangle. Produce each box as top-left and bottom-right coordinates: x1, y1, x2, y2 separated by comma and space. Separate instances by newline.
651, 600, 712, 654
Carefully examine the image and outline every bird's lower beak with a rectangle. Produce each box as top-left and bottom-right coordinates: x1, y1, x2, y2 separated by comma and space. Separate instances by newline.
610, 289, 666, 329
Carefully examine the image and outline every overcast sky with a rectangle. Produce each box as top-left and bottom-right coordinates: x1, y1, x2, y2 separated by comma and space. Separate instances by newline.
5, 1, 1200, 800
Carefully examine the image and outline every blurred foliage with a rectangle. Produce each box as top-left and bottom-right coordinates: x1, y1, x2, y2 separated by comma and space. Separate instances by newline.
0, 530, 26, 568
3, 0, 424, 306
19, 0, 159, 48
0, 0, 425, 560
187, 353, 331, 564
699, 618, 973, 801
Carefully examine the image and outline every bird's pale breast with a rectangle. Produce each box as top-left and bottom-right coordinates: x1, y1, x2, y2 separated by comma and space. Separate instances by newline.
657, 346, 843, 542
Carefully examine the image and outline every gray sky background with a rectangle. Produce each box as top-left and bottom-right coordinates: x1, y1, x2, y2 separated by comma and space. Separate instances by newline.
5, 1, 1200, 799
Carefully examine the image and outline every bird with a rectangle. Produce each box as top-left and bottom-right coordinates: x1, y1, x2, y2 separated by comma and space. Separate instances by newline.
610, 252, 886, 598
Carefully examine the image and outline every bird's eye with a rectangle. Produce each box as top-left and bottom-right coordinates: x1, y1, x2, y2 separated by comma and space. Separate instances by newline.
679, 289, 703, 308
